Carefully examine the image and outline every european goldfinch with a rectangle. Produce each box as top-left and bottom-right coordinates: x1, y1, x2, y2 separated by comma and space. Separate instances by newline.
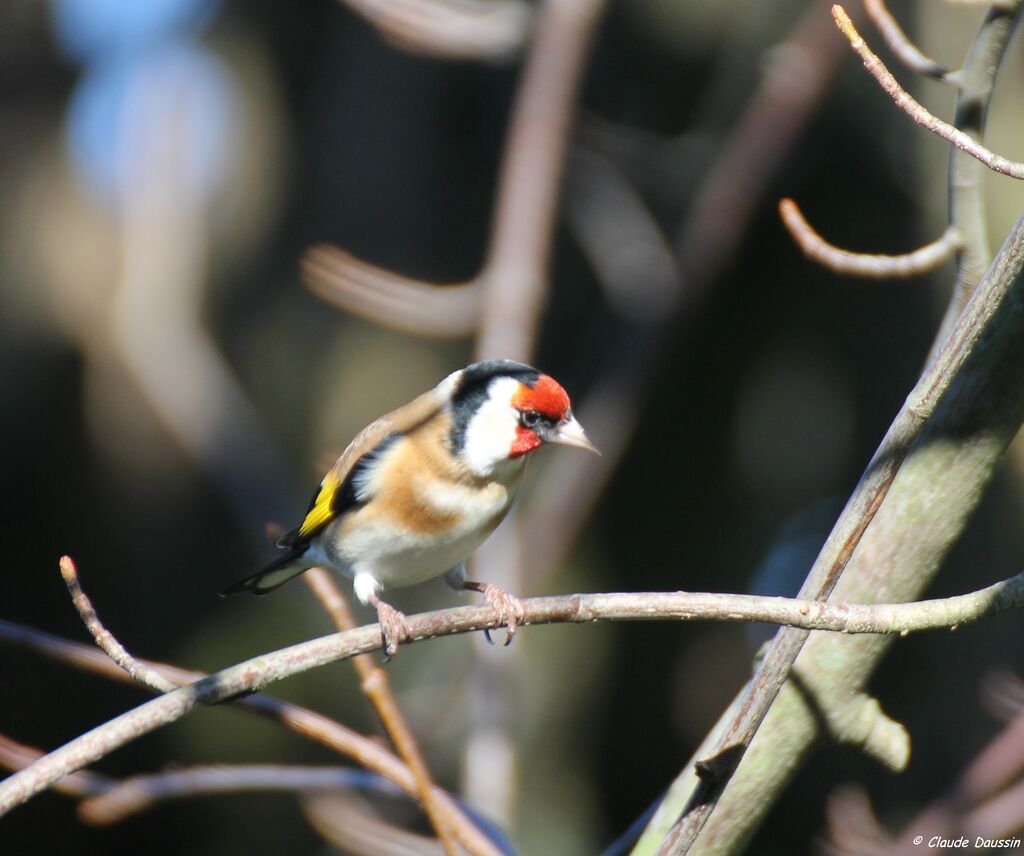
222, 360, 598, 655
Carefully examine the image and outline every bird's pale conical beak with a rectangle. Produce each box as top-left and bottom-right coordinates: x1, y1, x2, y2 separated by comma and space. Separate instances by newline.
551, 416, 601, 454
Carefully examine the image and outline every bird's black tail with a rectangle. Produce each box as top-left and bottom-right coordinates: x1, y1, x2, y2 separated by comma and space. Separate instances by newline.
220, 546, 314, 596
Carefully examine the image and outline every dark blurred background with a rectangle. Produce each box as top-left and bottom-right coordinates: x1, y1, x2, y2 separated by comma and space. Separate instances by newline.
3, 0, 1024, 853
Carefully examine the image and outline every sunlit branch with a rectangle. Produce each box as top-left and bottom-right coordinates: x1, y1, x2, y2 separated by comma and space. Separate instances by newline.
779, 198, 959, 277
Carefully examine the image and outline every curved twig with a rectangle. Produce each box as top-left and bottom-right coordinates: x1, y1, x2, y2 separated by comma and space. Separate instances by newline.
865, 0, 950, 78
6, 572, 1024, 818
301, 245, 481, 338
779, 198, 960, 277
338, 0, 531, 62
832, 5, 1024, 179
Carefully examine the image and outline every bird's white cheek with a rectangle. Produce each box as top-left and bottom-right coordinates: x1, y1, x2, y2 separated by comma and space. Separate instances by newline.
462, 397, 519, 477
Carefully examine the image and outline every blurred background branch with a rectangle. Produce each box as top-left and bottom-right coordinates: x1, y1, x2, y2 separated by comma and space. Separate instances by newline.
6, 0, 1024, 852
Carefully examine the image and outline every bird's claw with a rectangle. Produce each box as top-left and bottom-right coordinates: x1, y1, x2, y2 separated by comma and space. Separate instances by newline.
373, 600, 413, 659
477, 584, 525, 646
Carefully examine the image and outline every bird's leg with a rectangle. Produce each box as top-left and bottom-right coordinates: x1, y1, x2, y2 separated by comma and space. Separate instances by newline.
444, 566, 525, 646
355, 572, 412, 658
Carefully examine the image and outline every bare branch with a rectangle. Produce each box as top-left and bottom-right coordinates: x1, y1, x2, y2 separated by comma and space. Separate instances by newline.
929, 0, 1022, 359
0, 619, 496, 856
656, 178, 1024, 854
59, 556, 177, 694
779, 198, 960, 277
301, 245, 481, 339
674, 0, 856, 296
832, 4, 1024, 178
304, 790, 448, 856
522, 0, 859, 593
338, 0, 531, 62
465, 0, 605, 826
865, 0, 950, 78
304, 568, 471, 856
475, 0, 605, 359
305, 0, 603, 352
0, 734, 112, 799
942, 0, 1018, 7
982, 670, 1024, 723
6, 574, 1024, 818
77, 764, 388, 826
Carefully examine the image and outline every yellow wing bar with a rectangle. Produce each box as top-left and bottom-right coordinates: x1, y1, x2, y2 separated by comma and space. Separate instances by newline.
298, 471, 341, 539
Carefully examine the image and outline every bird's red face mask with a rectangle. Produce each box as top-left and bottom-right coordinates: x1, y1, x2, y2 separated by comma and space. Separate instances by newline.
509, 375, 597, 458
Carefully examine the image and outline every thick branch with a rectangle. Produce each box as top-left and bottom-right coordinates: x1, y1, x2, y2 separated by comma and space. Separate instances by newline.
6, 577, 1024, 818
931, 0, 1023, 358
653, 196, 1024, 853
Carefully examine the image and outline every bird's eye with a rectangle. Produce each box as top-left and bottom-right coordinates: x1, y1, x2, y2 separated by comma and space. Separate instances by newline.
520, 410, 541, 429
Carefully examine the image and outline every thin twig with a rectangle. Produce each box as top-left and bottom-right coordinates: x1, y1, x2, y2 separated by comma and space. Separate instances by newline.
779, 197, 960, 277
304, 568, 466, 856
832, 4, 1024, 178
338, 0, 531, 62
77, 764, 393, 825
301, 245, 481, 338
7, 573, 1024, 818
59, 556, 176, 693
865, 0, 950, 78
0, 618, 497, 856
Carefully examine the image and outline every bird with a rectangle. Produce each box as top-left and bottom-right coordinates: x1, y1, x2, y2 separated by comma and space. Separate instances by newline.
221, 359, 598, 656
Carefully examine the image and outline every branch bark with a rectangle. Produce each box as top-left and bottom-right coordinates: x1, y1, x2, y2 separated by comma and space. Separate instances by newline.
6, 575, 1024, 818
640, 205, 1024, 855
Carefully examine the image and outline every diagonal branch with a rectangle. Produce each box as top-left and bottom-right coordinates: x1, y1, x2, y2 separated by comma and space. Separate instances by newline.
303, 568, 470, 856
832, 4, 1024, 179
0, 618, 494, 855
7, 574, 1024, 818
779, 197, 960, 277
654, 178, 1024, 854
